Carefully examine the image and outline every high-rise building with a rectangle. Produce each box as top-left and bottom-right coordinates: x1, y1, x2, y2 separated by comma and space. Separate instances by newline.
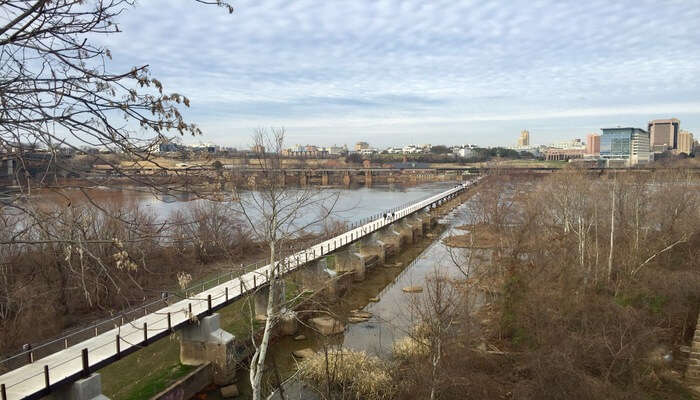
517, 130, 530, 147
355, 141, 370, 151
678, 130, 695, 155
648, 118, 680, 153
586, 133, 600, 155
600, 127, 651, 166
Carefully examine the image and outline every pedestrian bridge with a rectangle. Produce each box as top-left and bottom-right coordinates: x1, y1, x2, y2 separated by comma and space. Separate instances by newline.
0, 178, 481, 400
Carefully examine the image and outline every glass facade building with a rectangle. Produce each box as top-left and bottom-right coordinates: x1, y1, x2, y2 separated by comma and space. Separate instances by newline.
600, 127, 651, 166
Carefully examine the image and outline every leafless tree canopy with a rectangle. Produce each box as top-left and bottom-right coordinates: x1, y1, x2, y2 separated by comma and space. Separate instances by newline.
0, 0, 231, 199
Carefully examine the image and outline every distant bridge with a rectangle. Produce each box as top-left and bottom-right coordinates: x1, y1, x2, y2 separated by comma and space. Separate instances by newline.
0, 178, 481, 400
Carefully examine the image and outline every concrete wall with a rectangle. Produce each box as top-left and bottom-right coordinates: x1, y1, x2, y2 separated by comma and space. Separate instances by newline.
150, 363, 213, 400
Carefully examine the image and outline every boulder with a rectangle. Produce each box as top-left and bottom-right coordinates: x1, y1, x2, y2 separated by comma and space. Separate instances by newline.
255, 314, 268, 323
402, 286, 423, 293
292, 348, 316, 359
350, 310, 372, 319
309, 316, 345, 335
368, 297, 380, 302
293, 334, 307, 341
221, 384, 239, 398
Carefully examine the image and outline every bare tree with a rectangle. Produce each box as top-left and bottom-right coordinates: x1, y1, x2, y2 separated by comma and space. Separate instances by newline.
405, 270, 466, 400
1, 0, 232, 230
235, 128, 339, 400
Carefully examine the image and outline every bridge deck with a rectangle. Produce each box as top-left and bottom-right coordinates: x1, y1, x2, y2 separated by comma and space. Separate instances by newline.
0, 180, 478, 400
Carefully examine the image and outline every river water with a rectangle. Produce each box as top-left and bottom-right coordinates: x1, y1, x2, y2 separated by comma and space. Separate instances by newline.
23, 182, 456, 229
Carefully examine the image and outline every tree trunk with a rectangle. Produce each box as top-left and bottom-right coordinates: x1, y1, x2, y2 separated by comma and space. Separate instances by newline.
607, 183, 615, 283
251, 239, 278, 400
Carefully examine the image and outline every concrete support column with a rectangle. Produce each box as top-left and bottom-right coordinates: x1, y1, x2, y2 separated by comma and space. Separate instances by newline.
396, 223, 414, 245
358, 233, 387, 266
248, 175, 257, 188
364, 170, 372, 187
254, 286, 270, 320
300, 173, 308, 186
408, 216, 424, 237
180, 314, 236, 385
378, 228, 402, 257
53, 374, 109, 400
336, 251, 366, 281
253, 279, 286, 319
321, 172, 329, 186
343, 172, 351, 187
299, 260, 323, 291
421, 211, 434, 229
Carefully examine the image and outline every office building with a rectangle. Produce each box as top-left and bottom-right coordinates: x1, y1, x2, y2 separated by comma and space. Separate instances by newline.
678, 131, 695, 155
586, 133, 600, 155
648, 118, 680, 153
355, 142, 370, 151
517, 130, 530, 147
600, 127, 652, 167
544, 148, 585, 161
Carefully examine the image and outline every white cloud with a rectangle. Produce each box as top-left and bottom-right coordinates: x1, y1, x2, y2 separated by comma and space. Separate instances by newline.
94, 0, 700, 146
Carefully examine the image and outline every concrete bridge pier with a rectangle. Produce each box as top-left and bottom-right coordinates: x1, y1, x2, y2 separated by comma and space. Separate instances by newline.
420, 211, 433, 230
52, 373, 109, 400
298, 259, 323, 291
335, 250, 366, 281
321, 172, 329, 186
253, 278, 286, 320
343, 172, 351, 187
180, 314, 237, 385
407, 215, 424, 238
357, 233, 388, 266
395, 222, 414, 245
378, 228, 402, 257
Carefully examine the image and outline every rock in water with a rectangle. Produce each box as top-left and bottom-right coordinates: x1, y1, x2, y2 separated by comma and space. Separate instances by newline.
309, 316, 345, 335
221, 384, 239, 398
368, 297, 380, 302
402, 286, 423, 293
350, 310, 372, 319
293, 334, 307, 341
292, 348, 316, 359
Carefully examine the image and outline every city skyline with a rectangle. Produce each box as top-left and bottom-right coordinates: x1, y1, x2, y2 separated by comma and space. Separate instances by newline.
102, 0, 700, 148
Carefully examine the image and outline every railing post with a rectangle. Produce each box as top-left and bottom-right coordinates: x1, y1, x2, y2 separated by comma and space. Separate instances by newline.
188, 303, 193, 318
225, 287, 229, 301
44, 365, 49, 389
23, 344, 32, 364
167, 312, 172, 331
143, 322, 148, 343
1, 383, 6, 400
116, 335, 121, 358
81, 348, 89, 377
207, 294, 212, 315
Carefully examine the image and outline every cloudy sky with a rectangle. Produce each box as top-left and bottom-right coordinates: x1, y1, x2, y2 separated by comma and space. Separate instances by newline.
103, 0, 700, 148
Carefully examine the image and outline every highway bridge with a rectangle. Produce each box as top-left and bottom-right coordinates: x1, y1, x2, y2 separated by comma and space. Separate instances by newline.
0, 178, 481, 400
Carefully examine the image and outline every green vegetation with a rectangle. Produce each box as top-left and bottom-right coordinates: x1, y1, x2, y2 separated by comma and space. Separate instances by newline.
101, 333, 182, 400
